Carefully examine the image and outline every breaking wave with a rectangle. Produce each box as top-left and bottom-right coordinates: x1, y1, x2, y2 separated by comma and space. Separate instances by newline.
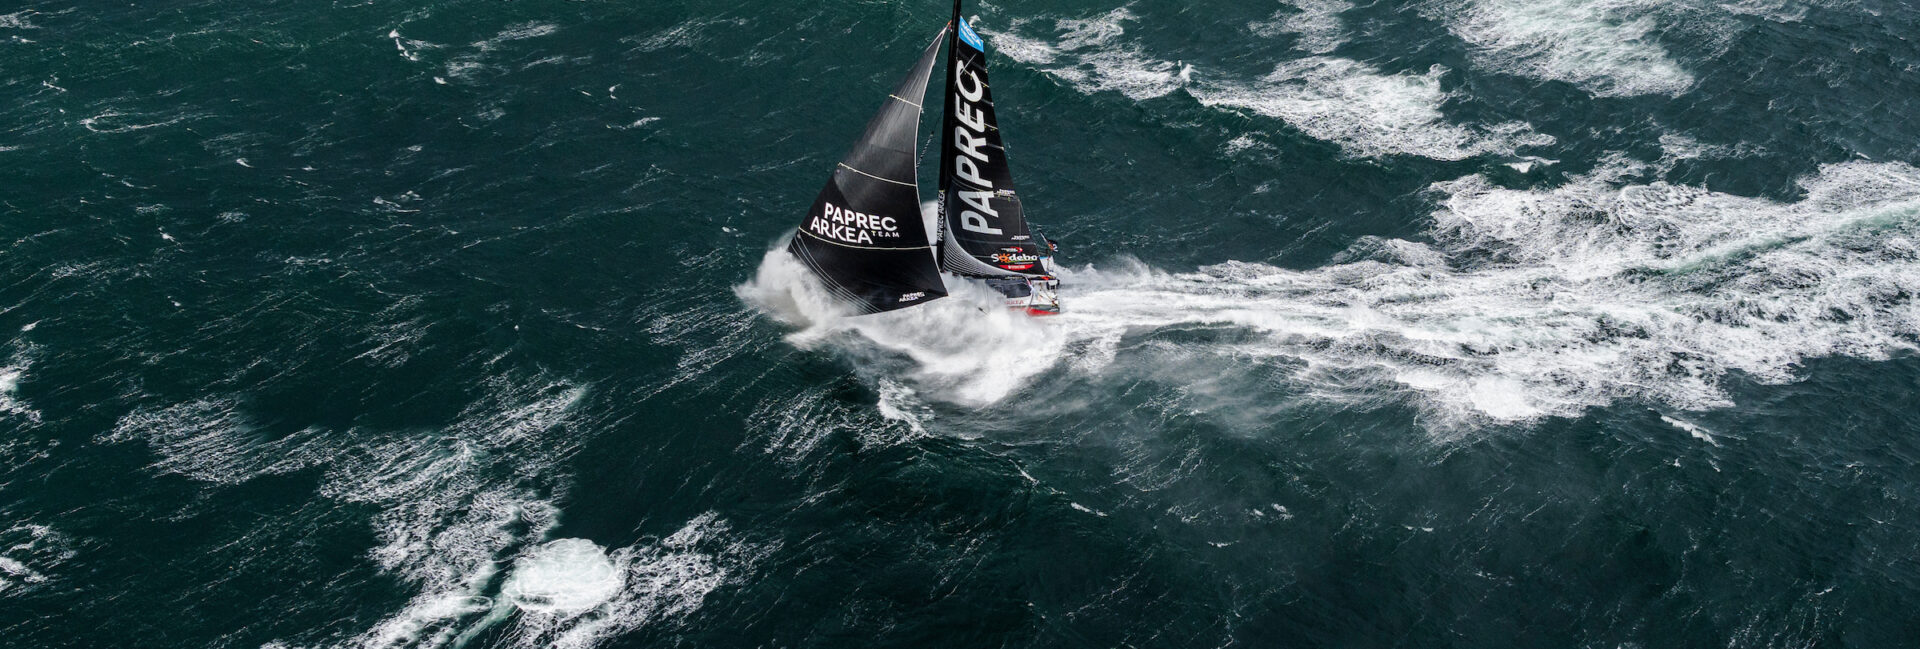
744, 160, 1920, 432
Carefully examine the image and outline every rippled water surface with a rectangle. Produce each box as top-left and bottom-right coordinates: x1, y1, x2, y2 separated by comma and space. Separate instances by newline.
4, 1, 1919, 647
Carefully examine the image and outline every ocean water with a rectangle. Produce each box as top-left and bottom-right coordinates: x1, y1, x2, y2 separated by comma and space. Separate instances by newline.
4, 0, 1919, 647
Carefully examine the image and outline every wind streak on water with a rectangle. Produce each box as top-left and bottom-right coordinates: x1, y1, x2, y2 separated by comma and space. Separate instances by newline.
96, 373, 763, 649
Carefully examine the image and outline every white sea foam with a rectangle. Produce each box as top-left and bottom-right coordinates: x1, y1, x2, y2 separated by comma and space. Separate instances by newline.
79, 109, 195, 134
746, 161, 1920, 432
1089, 160, 1920, 428
989, 10, 1189, 101
503, 539, 625, 614
388, 29, 441, 62
1189, 57, 1552, 160
0, 11, 38, 30
986, 9, 1546, 160
743, 378, 946, 466
354, 490, 558, 649
486, 514, 765, 649
874, 380, 932, 434
102, 399, 325, 483
103, 375, 665, 648
476, 22, 557, 51
0, 524, 72, 596
1426, 0, 1698, 97
1661, 414, 1720, 446
738, 247, 1067, 406
0, 354, 36, 423
1656, 132, 1766, 168
334, 376, 596, 648
1250, 0, 1355, 54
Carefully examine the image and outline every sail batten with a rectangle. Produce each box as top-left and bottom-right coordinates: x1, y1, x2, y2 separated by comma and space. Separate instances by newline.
785, 27, 952, 314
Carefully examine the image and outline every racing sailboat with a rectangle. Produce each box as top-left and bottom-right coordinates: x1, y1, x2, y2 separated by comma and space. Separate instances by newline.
786, 0, 1061, 316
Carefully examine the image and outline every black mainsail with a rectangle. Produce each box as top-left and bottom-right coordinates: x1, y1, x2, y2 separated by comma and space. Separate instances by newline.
786, 27, 951, 314
937, 1, 1045, 278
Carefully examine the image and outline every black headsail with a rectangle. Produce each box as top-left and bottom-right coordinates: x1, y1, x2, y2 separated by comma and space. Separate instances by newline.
786, 27, 951, 314
937, 1, 1044, 277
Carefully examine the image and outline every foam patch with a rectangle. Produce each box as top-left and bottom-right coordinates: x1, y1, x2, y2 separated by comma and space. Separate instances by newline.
1189, 57, 1553, 160
1424, 0, 1700, 97
1250, 0, 1356, 54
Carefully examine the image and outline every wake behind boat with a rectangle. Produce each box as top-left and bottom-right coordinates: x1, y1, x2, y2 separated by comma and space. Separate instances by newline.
786, 0, 1062, 316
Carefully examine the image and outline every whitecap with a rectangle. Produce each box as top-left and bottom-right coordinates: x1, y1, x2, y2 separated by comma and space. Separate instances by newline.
986, 10, 1189, 101
874, 380, 933, 435
0, 355, 37, 424
1249, 0, 1355, 54
986, 10, 1547, 160
482, 514, 767, 649
0, 11, 37, 30
79, 109, 194, 134
1188, 57, 1553, 160
1425, 0, 1697, 97
503, 539, 625, 614
0, 524, 73, 596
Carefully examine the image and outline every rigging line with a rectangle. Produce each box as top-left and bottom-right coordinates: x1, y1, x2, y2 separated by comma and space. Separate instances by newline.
914, 119, 937, 175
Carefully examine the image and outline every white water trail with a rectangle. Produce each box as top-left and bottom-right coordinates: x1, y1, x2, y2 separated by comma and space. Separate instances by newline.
737, 240, 1067, 407
744, 160, 1920, 431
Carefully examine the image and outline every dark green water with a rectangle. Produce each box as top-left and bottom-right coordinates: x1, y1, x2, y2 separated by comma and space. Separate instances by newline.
4, 0, 1920, 647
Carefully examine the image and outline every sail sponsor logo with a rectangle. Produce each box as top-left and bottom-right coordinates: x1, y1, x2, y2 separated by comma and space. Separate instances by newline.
951, 64, 1003, 236
957, 18, 985, 51
992, 249, 1038, 271
899, 291, 927, 302
808, 201, 899, 245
